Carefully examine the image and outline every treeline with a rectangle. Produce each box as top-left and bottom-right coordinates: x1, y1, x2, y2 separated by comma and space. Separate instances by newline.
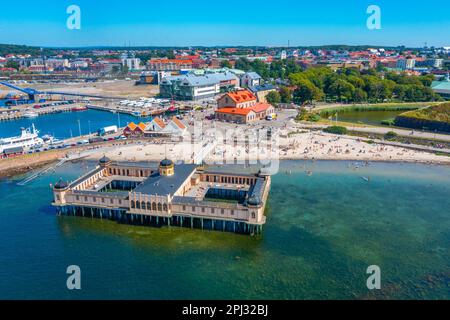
233, 57, 303, 81
286, 67, 442, 105
0, 44, 55, 57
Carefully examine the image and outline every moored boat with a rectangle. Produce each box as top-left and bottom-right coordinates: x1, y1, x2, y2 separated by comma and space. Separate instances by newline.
71, 105, 88, 112
0, 124, 44, 153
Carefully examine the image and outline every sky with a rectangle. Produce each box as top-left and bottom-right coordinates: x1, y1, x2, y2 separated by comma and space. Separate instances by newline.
0, 0, 449, 48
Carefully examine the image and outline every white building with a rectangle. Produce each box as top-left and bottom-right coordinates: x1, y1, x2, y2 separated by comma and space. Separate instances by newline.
397, 58, 416, 70
240, 72, 262, 88
122, 58, 142, 71
70, 60, 89, 69
162, 117, 187, 136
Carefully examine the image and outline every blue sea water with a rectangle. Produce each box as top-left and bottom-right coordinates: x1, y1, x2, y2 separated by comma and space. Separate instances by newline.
0, 160, 449, 300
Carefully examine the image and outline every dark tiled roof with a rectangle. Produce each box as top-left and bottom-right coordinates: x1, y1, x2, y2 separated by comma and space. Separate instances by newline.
69, 167, 104, 188
133, 164, 196, 196
246, 178, 266, 206
99, 155, 111, 164
54, 178, 69, 190
160, 158, 174, 167
248, 84, 277, 93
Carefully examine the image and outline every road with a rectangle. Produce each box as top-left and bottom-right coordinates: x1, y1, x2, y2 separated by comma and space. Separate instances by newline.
295, 122, 450, 142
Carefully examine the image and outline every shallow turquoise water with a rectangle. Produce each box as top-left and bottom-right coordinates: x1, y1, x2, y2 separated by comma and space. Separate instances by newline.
0, 160, 449, 299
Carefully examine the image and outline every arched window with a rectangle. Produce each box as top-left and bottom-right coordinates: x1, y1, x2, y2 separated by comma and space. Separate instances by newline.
136, 201, 141, 209
131, 201, 135, 209
163, 204, 168, 212
147, 202, 151, 210
152, 202, 157, 211
141, 202, 146, 210
252, 212, 256, 219
158, 203, 163, 211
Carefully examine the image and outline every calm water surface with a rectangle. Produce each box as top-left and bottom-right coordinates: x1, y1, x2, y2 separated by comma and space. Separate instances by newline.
0, 160, 449, 299
336, 110, 404, 126
0, 109, 142, 139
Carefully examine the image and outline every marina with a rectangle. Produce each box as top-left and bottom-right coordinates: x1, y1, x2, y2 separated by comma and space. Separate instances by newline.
0, 109, 139, 140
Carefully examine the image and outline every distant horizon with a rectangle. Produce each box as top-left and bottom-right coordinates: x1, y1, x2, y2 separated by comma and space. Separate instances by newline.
1, 42, 448, 51
1, 1, 449, 48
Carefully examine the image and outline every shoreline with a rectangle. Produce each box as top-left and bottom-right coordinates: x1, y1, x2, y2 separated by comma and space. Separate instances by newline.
2, 154, 449, 180
0, 159, 57, 179
2, 131, 450, 179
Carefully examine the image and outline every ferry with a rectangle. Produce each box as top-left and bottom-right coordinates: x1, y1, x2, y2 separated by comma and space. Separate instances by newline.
0, 124, 44, 153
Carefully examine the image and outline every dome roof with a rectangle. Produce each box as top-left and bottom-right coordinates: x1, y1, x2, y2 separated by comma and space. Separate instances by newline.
99, 155, 111, 164
160, 158, 174, 167
54, 178, 69, 190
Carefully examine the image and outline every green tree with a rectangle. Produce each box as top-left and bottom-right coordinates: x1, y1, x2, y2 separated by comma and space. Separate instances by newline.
266, 91, 281, 105
279, 87, 292, 103
324, 126, 348, 135
220, 60, 232, 68
352, 88, 368, 103
235, 58, 251, 72
293, 79, 324, 105
328, 79, 356, 102
5, 60, 20, 70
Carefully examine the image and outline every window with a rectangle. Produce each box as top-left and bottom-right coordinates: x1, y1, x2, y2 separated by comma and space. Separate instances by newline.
163, 204, 168, 212
158, 203, 162, 211
84, 196, 88, 202
183, 206, 186, 211
152, 203, 157, 211
131, 201, 135, 209
252, 212, 256, 219
76, 196, 80, 201
93, 197, 96, 203
136, 202, 141, 209
231, 210, 234, 216
221, 209, 225, 215
110, 199, 114, 204
147, 202, 151, 210
141, 202, 146, 210
192, 206, 196, 212
211, 208, 215, 214
202, 207, 205, 213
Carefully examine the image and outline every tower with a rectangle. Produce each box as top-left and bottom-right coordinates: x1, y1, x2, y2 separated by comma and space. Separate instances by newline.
159, 159, 175, 176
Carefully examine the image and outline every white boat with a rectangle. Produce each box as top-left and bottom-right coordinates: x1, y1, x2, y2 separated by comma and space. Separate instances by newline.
0, 124, 44, 153
24, 112, 39, 118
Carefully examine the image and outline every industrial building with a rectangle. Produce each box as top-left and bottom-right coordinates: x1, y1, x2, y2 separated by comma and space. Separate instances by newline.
159, 72, 239, 101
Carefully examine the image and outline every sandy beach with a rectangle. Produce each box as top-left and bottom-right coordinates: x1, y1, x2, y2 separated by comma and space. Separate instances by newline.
81, 130, 450, 165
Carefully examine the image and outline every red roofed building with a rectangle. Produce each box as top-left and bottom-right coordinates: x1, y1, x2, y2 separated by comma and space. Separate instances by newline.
216, 107, 257, 124
217, 89, 257, 109
215, 103, 274, 124
123, 122, 147, 137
